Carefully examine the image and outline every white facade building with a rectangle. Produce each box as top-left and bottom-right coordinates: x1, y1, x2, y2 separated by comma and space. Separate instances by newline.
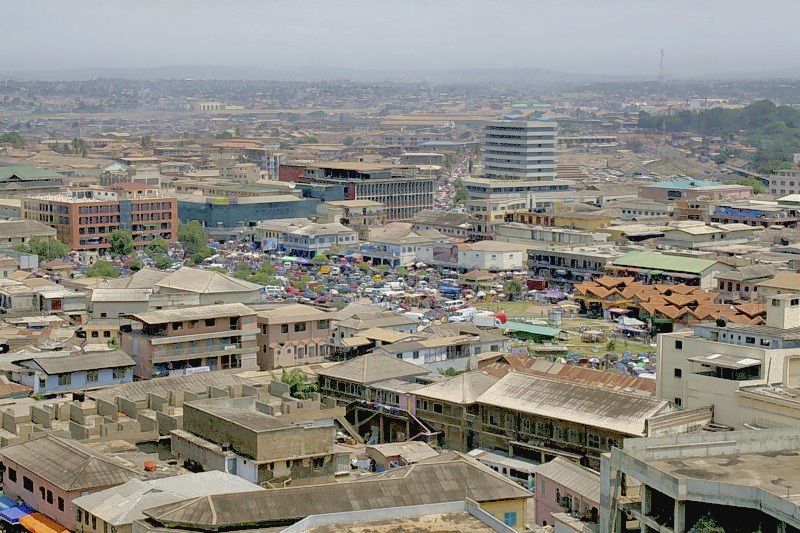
482, 119, 558, 182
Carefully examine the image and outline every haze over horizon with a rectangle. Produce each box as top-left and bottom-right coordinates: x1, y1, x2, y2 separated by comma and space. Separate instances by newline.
2, 0, 800, 81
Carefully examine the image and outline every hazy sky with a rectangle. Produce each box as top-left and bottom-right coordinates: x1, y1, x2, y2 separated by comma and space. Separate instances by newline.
2, 0, 799, 78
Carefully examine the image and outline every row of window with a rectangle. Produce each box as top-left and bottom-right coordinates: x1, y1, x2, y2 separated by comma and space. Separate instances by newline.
55, 367, 128, 386
7, 467, 65, 511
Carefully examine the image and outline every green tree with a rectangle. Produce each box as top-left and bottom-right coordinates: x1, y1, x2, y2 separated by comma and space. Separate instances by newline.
454, 188, 470, 204
130, 259, 143, 271
503, 278, 523, 301
280, 368, 318, 399
139, 135, 153, 149
0, 132, 24, 148
109, 229, 134, 257
231, 262, 254, 280
297, 136, 318, 144
688, 514, 725, 533
736, 176, 766, 195
625, 139, 644, 153
86, 260, 120, 278
311, 253, 329, 264
146, 236, 169, 255
15, 238, 68, 260
259, 262, 276, 276
71, 137, 88, 157
178, 221, 208, 256
151, 254, 172, 269
191, 246, 214, 264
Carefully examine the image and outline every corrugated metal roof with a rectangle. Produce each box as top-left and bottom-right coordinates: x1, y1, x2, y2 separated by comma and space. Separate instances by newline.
130, 303, 253, 324
414, 372, 498, 404
316, 353, 429, 385
0, 435, 145, 491
143, 452, 531, 529
611, 251, 717, 274
476, 372, 670, 436
535, 457, 600, 503
28, 349, 135, 375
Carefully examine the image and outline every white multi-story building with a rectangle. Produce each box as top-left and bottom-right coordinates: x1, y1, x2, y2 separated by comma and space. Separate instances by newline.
464, 118, 569, 234
656, 294, 800, 429
482, 119, 558, 182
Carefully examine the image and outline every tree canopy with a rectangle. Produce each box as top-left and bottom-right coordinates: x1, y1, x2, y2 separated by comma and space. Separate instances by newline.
109, 229, 134, 256
86, 260, 120, 278
503, 278, 523, 300
0, 132, 24, 148
638, 100, 800, 173
178, 221, 207, 254
14, 238, 68, 261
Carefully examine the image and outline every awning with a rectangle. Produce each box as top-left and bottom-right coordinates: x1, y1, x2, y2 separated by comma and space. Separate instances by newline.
0, 496, 16, 511
20, 512, 69, 533
0, 503, 33, 525
687, 353, 761, 370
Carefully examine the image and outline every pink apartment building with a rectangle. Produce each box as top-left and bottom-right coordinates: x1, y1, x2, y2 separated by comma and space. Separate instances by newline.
256, 304, 333, 369
534, 457, 600, 527
0, 435, 145, 530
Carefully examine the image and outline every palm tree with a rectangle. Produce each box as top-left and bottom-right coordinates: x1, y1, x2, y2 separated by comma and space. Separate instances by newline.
281, 368, 318, 399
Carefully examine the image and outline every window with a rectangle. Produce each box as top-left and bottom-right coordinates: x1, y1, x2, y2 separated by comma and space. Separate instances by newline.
317, 320, 329, 329
91, 331, 99, 338
281, 324, 289, 334
205, 318, 215, 327
92, 516, 97, 529
113, 367, 128, 379
588, 432, 600, 448
58, 497, 64, 511
674, 368, 682, 378
503, 512, 517, 527
23, 476, 33, 492
675, 397, 682, 407
87, 370, 99, 382
675, 340, 683, 350
433, 403, 443, 414
46, 490, 52, 504
7, 467, 16, 482
294, 322, 307, 332
58, 374, 72, 386
745, 336, 755, 345
40, 486, 45, 499
103, 331, 111, 338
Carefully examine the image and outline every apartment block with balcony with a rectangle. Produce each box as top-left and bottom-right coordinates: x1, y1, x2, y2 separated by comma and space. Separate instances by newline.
305, 162, 435, 222
256, 304, 334, 370
23, 187, 177, 252
111, 183, 178, 245
23, 191, 120, 252
657, 294, 800, 429
120, 303, 258, 379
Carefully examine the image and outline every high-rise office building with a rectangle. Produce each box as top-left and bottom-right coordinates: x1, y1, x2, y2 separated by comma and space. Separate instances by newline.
465, 118, 569, 233
482, 119, 558, 182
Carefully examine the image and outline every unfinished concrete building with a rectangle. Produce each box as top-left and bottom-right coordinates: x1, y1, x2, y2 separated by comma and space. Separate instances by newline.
601, 428, 800, 533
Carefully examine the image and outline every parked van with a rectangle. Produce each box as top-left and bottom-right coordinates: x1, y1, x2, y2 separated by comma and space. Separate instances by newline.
264, 286, 283, 296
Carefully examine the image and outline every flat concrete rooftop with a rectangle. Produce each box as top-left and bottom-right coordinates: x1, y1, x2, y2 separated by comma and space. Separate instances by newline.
307, 512, 496, 533
651, 450, 800, 500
